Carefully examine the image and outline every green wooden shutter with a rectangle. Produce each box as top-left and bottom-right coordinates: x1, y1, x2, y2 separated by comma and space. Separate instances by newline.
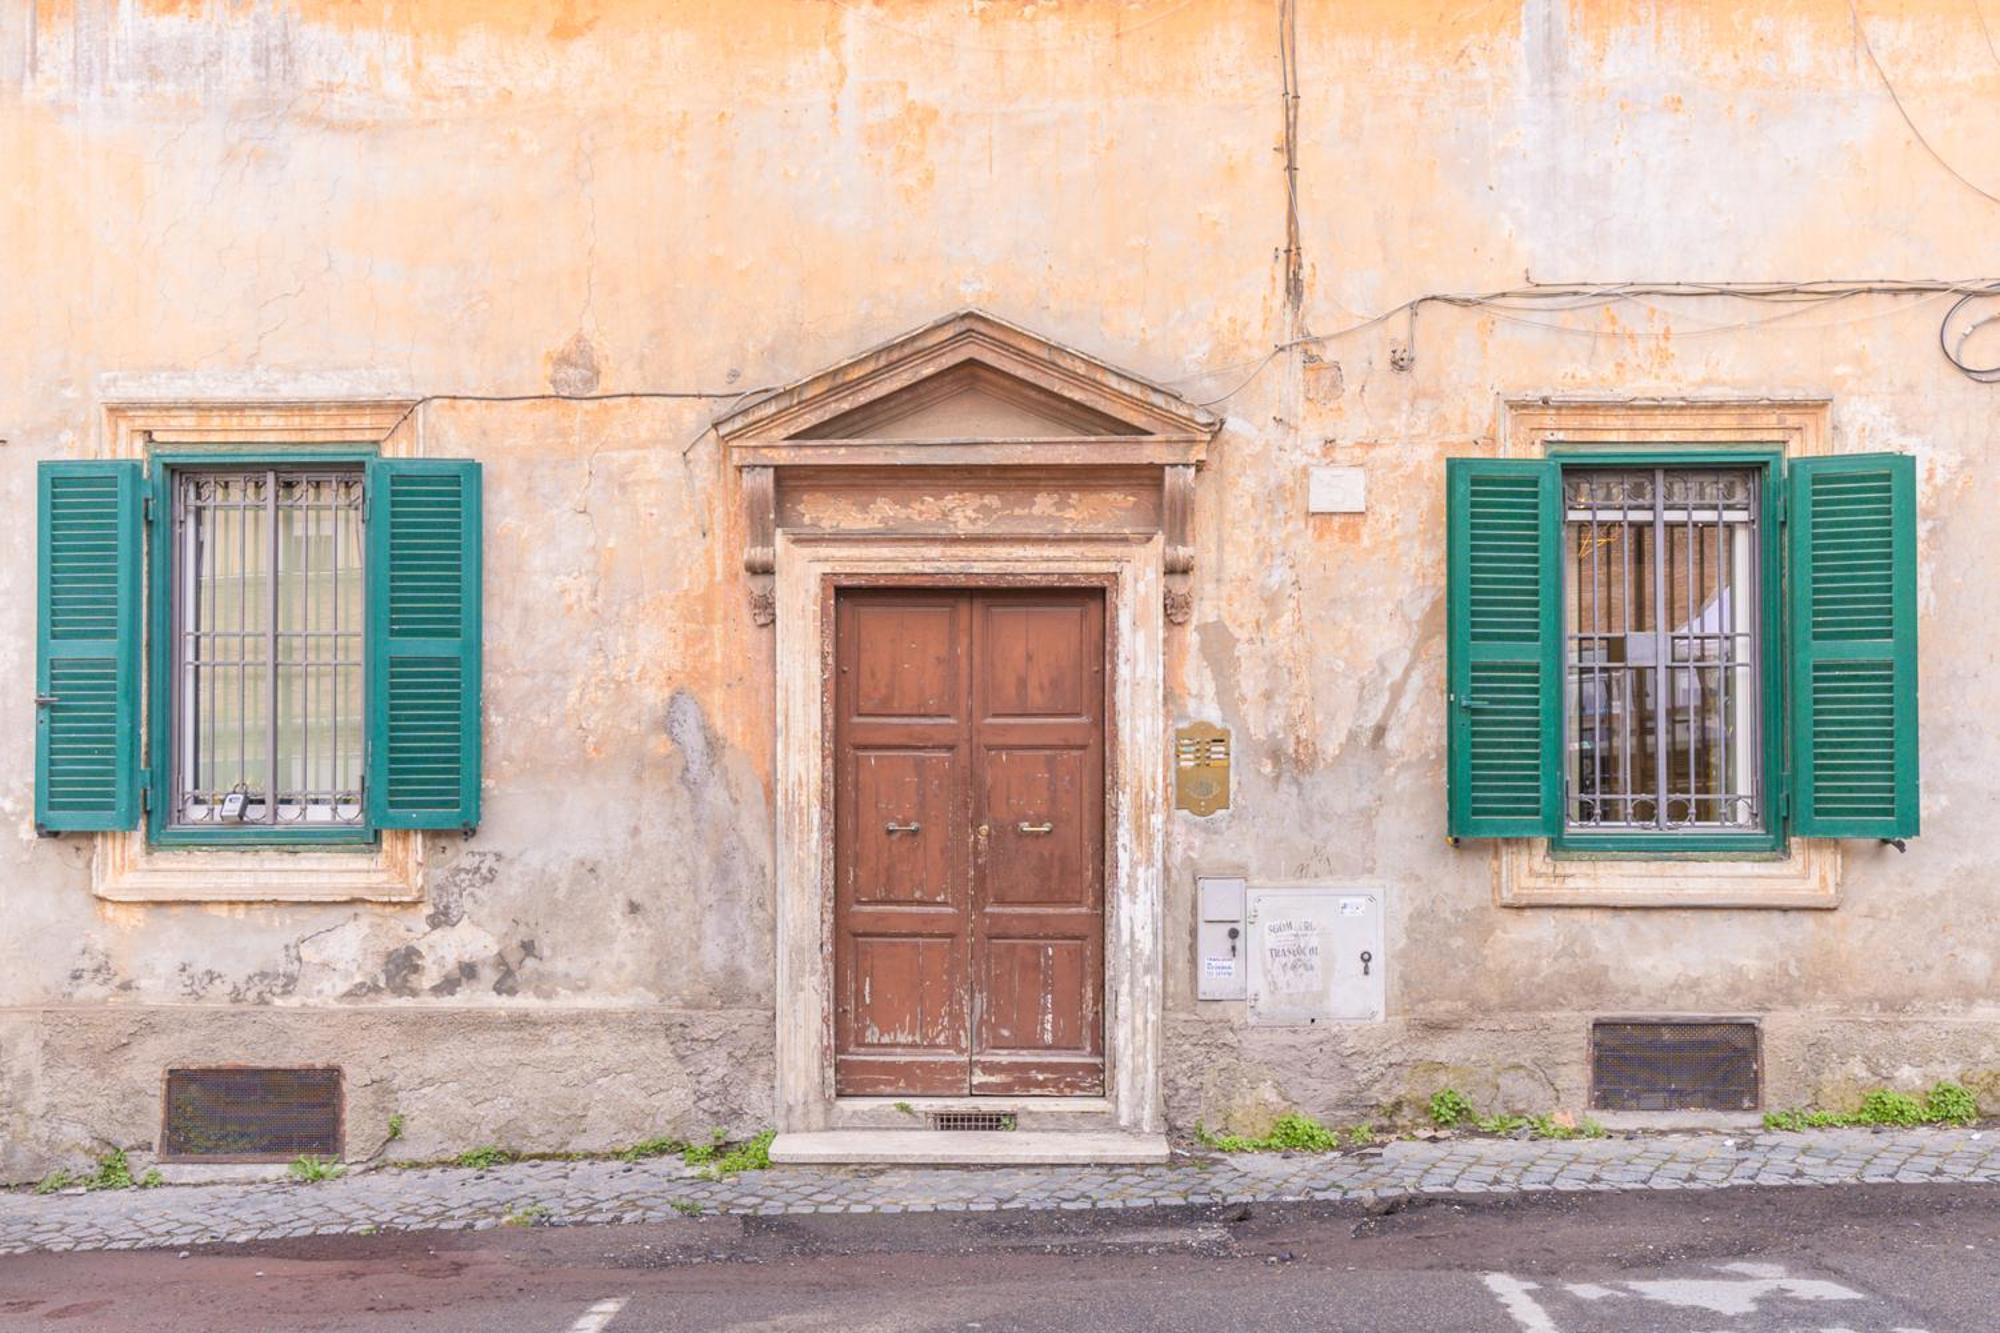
36, 461, 144, 833
1446, 458, 1562, 838
1788, 453, 1918, 839
366, 459, 483, 831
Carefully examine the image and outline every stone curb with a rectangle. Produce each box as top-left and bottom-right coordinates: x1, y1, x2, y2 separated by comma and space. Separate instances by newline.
1, 1127, 1994, 1257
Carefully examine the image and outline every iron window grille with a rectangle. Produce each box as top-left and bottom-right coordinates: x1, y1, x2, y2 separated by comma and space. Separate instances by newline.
1561, 468, 1763, 834
170, 469, 367, 829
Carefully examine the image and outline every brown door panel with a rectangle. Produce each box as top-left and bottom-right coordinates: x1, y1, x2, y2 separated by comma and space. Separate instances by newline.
842, 933, 966, 1048
834, 587, 1104, 1099
838, 1056, 976, 1097
969, 591, 1105, 1095
970, 1057, 1107, 1096
974, 937, 1097, 1051
847, 599, 963, 719
848, 749, 959, 906
978, 600, 1094, 719
980, 746, 1096, 907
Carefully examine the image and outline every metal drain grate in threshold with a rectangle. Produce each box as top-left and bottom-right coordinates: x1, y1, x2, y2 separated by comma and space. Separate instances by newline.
927, 1111, 1017, 1132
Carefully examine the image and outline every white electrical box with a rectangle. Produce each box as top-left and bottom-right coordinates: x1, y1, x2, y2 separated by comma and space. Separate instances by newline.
1245, 886, 1384, 1025
1195, 875, 1247, 1001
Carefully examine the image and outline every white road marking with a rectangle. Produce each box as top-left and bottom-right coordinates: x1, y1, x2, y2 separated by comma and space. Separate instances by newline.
1494, 1263, 1901, 1331
1483, 1274, 1562, 1333
1622, 1272, 1867, 1317
568, 1297, 628, 1332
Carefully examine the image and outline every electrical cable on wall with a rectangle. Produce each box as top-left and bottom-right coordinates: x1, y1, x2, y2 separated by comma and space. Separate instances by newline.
381, 386, 777, 446
380, 279, 2000, 430
1177, 279, 2000, 405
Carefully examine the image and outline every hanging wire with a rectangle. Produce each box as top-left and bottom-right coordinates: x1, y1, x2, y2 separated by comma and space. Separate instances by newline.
381, 386, 777, 445
1849, 0, 2000, 208
1980, 0, 2000, 66
1940, 290, 2000, 382
1178, 279, 2000, 406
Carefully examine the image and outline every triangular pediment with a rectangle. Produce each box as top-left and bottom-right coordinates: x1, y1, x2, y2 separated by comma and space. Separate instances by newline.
799, 362, 1142, 440
717, 310, 1219, 465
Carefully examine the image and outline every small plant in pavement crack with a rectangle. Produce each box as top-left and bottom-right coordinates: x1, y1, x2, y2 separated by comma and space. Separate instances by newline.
502, 1203, 552, 1228
1428, 1088, 1475, 1129
289, 1154, 345, 1184
619, 1134, 688, 1163
1196, 1113, 1342, 1153
1763, 1079, 1983, 1131
33, 1169, 78, 1195
53, 1149, 164, 1191
699, 1130, 776, 1180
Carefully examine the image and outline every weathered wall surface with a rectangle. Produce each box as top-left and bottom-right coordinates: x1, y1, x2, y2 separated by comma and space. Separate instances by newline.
3, 0, 1998, 1175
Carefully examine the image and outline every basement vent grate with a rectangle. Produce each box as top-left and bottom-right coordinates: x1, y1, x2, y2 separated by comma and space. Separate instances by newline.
160, 1067, 344, 1163
927, 1112, 1017, 1132
1591, 1020, 1760, 1112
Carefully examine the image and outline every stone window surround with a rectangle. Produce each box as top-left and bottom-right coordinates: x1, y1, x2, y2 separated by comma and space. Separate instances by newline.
91, 400, 426, 904
1492, 398, 1841, 910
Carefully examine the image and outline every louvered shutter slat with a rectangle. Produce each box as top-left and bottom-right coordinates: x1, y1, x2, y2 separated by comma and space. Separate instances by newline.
36, 461, 143, 832
366, 459, 483, 831
1789, 454, 1918, 838
1447, 458, 1562, 838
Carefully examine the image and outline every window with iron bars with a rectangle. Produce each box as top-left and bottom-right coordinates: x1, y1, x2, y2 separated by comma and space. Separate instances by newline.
169, 468, 368, 833
1560, 466, 1771, 843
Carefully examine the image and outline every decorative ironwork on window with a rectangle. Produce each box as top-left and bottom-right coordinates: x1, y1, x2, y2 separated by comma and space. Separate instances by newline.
1562, 468, 1762, 833
171, 470, 366, 828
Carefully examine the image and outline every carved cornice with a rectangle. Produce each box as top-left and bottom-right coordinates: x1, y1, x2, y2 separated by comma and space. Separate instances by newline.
723, 312, 1220, 627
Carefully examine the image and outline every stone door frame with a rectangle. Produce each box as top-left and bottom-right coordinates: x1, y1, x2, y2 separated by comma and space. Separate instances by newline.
774, 533, 1164, 1134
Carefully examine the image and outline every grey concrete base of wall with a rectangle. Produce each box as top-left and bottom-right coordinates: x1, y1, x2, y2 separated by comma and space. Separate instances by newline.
4, 1005, 1996, 1182
0, 1005, 772, 1184
1161, 1012, 2000, 1136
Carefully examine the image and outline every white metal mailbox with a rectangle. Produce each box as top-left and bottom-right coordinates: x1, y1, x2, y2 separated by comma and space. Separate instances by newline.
1195, 875, 1247, 1001
1245, 885, 1385, 1025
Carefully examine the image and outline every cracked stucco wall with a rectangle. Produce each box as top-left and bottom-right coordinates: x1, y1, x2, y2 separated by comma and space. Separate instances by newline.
2, 1, 1997, 1173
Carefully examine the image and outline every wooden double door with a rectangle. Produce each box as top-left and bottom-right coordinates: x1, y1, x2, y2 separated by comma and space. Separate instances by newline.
833, 588, 1107, 1097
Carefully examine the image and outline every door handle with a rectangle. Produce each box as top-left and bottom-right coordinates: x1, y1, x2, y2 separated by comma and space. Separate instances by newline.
884, 821, 922, 835
1016, 821, 1054, 835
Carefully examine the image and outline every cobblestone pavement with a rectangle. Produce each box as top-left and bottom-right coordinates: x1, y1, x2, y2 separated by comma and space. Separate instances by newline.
3, 1128, 1995, 1257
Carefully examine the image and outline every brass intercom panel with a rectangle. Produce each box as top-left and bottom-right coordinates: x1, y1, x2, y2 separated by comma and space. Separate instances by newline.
1174, 722, 1231, 815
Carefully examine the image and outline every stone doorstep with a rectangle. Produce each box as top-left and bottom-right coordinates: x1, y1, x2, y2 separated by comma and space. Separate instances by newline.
768, 1130, 1171, 1166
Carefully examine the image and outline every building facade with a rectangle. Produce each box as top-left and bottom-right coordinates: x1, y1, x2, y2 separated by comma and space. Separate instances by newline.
3, 0, 1996, 1175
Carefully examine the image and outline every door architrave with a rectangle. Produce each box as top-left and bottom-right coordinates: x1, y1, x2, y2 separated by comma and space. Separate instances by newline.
775, 533, 1164, 1134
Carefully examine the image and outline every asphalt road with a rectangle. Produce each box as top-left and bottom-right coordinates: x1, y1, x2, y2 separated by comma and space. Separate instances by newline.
0, 1183, 1994, 1331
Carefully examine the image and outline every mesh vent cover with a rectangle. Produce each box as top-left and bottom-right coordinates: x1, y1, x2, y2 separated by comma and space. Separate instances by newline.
161, 1067, 343, 1162
927, 1112, 1016, 1132
1592, 1021, 1759, 1112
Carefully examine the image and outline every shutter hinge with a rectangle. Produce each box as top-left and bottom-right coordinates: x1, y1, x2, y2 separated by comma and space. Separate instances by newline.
143, 493, 156, 525
138, 771, 151, 814
1775, 484, 1788, 526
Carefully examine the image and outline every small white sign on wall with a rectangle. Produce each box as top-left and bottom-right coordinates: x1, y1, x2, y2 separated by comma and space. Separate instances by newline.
1308, 465, 1366, 514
